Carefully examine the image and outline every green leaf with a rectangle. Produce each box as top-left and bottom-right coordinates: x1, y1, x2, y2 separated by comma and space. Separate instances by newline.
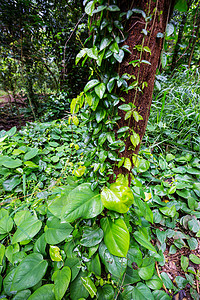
24, 148, 38, 161
101, 182, 134, 213
2, 158, 22, 168
96, 108, 106, 123
45, 217, 73, 245
75, 48, 87, 65
132, 283, 154, 300
61, 183, 103, 222
160, 272, 175, 290
124, 267, 140, 284
118, 104, 131, 111
133, 231, 157, 252
189, 254, 200, 264
159, 205, 176, 218
130, 132, 140, 147
109, 42, 119, 53
127, 246, 143, 268
84, 79, 99, 93
152, 290, 171, 300
53, 266, 71, 300
3, 176, 21, 191
97, 284, 115, 300
65, 257, 80, 281
99, 243, 127, 278
81, 277, 97, 298
85, 0, 95, 16
181, 256, 189, 272
12, 289, 31, 300
107, 5, 120, 11
146, 275, 163, 290
114, 49, 124, 63
166, 24, 174, 37
137, 159, 150, 173
11, 253, 48, 292
94, 83, 106, 99
80, 227, 103, 247
28, 284, 55, 300
101, 217, 130, 257
70, 271, 89, 300
0, 215, 13, 235
138, 257, 155, 280
100, 37, 112, 51
0, 244, 5, 265
12, 215, 42, 244
124, 158, 132, 171
175, 0, 188, 12
133, 196, 153, 223
87, 253, 101, 276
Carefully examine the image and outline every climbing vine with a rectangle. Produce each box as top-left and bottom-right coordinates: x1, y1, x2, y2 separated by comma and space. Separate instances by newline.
70, 0, 157, 186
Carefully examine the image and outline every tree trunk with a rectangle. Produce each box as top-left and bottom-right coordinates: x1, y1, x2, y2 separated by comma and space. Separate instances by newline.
114, 0, 175, 180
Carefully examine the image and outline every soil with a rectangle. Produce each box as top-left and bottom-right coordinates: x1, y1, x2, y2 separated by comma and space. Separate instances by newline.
159, 238, 200, 299
0, 94, 33, 131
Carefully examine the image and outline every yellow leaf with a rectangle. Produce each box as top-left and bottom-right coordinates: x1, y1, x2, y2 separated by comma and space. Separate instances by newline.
144, 192, 151, 202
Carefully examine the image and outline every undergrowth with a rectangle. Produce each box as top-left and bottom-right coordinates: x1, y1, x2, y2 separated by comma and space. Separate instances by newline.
0, 68, 199, 300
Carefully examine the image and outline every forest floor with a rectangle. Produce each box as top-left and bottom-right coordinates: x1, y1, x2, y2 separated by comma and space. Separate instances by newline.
0, 94, 32, 131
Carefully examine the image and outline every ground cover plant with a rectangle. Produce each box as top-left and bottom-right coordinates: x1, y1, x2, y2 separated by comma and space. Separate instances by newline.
0, 0, 200, 299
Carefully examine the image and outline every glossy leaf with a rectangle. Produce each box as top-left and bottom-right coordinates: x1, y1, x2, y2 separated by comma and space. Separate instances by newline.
94, 83, 106, 99
99, 243, 127, 278
133, 231, 157, 252
101, 217, 130, 257
28, 284, 55, 300
101, 182, 134, 213
24, 148, 38, 161
12, 215, 42, 244
49, 245, 62, 262
45, 217, 73, 245
138, 257, 155, 280
80, 227, 103, 247
81, 277, 97, 298
11, 253, 48, 292
53, 266, 71, 300
84, 79, 99, 93
61, 183, 103, 222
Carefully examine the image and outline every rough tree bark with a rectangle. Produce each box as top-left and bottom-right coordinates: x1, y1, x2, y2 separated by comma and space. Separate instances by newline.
114, 0, 175, 180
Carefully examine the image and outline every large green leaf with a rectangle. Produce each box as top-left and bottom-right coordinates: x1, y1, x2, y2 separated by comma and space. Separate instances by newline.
99, 243, 127, 278
53, 266, 71, 300
70, 271, 89, 300
3, 176, 21, 191
11, 253, 48, 292
101, 183, 134, 213
2, 158, 22, 168
132, 283, 154, 300
0, 215, 13, 235
12, 215, 42, 244
80, 227, 103, 247
84, 79, 99, 93
100, 217, 129, 257
138, 257, 155, 280
48, 185, 77, 218
28, 284, 55, 300
61, 183, 103, 222
24, 148, 38, 161
12, 289, 31, 300
133, 231, 157, 253
97, 284, 115, 300
45, 217, 73, 245
81, 277, 97, 298
94, 83, 106, 99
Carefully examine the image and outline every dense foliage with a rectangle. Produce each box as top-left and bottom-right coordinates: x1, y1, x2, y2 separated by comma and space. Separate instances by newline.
0, 0, 200, 299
